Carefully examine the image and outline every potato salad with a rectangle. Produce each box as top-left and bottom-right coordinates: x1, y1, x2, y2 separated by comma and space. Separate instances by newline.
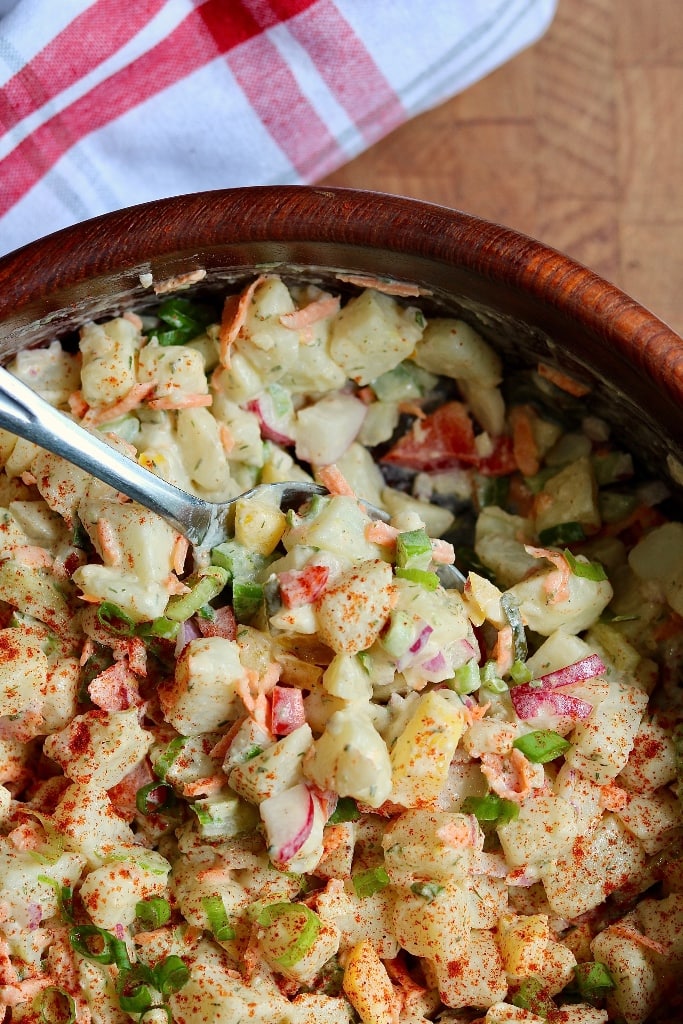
0, 274, 681, 1024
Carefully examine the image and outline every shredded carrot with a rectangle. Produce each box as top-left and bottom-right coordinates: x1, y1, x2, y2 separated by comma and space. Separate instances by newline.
398, 400, 426, 419
462, 701, 491, 727
430, 538, 455, 564
320, 824, 349, 858
608, 923, 668, 956
97, 518, 122, 567
209, 716, 248, 762
219, 275, 265, 368
236, 663, 281, 728
219, 422, 235, 454
524, 544, 572, 604
181, 776, 226, 798
84, 382, 157, 427
335, 273, 424, 297
196, 866, 233, 885
20, 471, 37, 487
79, 638, 96, 667
481, 748, 534, 804
172, 534, 190, 576
599, 782, 629, 811
165, 576, 191, 596
153, 268, 207, 295
12, 545, 54, 569
279, 294, 340, 331
493, 624, 514, 677
537, 362, 591, 397
68, 390, 89, 419
133, 929, 170, 946
365, 521, 399, 546
316, 463, 355, 497
123, 311, 143, 330
510, 404, 540, 477
437, 816, 479, 848
148, 393, 212, 410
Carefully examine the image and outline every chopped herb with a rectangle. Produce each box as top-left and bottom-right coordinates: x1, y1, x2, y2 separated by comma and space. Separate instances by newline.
410, 881, 444, 902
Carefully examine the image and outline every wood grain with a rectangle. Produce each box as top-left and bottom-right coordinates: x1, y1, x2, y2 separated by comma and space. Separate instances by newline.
321, 0, 683, 336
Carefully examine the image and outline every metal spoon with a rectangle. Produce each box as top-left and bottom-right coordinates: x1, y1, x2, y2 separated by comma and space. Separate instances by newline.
0, 366, 465, 588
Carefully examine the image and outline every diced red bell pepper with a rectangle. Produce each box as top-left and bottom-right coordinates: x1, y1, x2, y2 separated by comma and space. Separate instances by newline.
381, 401, 477, 471
278, 564, 330, 608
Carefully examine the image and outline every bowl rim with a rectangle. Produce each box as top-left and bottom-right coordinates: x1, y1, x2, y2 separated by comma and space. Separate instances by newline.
0, 184, 681, 414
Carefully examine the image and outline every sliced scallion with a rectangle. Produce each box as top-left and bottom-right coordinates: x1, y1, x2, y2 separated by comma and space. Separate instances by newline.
69, 925, 130, 969
573, 961, 615, 999
202, 896, 236, 941
153, 955, 190, 996
136, 782, 174, 816
395, 567, 440, 590
538, 521, 586, 546
257, 902, 321, 969
136, 898, 171, 929
563, 549, 608, 582
510, 976, 555, 1017
479, 661, 508, 693
232, 580, 264, 623
153, 736, 189, 780
352, 866, 390, 899
327, 797, 360, 824
165, 565, 229, 622
461, 793, 519, 825
513, 729, 571, 764
35, 985, 77, 1024
97, 601, 137, 637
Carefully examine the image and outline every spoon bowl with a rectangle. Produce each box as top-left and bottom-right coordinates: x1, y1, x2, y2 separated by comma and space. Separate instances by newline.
0, 365, 466, 588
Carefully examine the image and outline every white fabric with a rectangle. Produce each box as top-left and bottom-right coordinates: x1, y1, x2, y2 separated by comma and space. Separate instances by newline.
0, 0, 557, 256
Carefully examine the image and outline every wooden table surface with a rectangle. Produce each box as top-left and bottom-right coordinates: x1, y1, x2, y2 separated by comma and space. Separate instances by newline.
322, 0, 683, 337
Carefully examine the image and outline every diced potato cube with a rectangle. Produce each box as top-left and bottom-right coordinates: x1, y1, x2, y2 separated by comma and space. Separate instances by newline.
475, 507, 538, 587
534, 456, 600, 536
0, 628, 48, 717
343, 939, 399, 1024
413, 318, 501, 387
53, 783, 136, 867
390, 691, 466, 807
330, 289, 423, 386
565, 681, 648, 784
44, 709, 152, 790
80, 849, 170, 929
159, 637, 245, 736
617, 718, 677, 793
498, 794, 579, 871
315, 559, 395, 654
432, 928, 507, 1009
393, 879, 470, 963
303, 706, 391, 808
230, 723, 313, 803
591, 922, 659, 1024
497, 913, 549, 977
542, 814, 647, 919
234, 496, 287, 555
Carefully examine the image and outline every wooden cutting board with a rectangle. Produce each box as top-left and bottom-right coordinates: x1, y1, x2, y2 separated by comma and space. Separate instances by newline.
322, 0, 683, 337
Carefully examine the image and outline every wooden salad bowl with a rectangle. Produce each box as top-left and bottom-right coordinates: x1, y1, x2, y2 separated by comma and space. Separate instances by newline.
0, 185, 681, 492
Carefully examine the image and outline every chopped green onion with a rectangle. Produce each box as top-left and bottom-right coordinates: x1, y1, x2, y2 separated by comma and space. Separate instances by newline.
165, 565, 229, 622
513, 730, 571, 764
232, 580, 264, 623
563, 549, 608, 582
117, 973, 154, 1015
381, 610, 414, 657
479, 661, 508, 693
327, 797, 360, 824
538, 521, 586, 546
136, 781, 175, 816
257, 902, 321, 969
153, 297, 216, 345
153, 736, 189, 780
500, 592, 527, 662
356, 650, 372, 673
449, 658, 481, 695
153, 955, 190, 996
136, 898, 171, 929
410, 881, 444, 903
137, 616, 180, 641
352, 866, 390, 899
573, 961, 615, 999
69, 926, 130, 969
461, 793, 519, 825
97, 601, 137, 637
210, 539, 272, 581
202, 896, 236, 941
395, 529, 432, 571
35, 986, 77, 1024
510, 977, 556, 1017
395, 567, 440, 590
509, 659, 532, 685
38, 876, 74, 922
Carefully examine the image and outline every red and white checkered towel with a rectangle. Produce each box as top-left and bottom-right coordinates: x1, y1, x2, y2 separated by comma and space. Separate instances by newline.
0, 0, 556, 257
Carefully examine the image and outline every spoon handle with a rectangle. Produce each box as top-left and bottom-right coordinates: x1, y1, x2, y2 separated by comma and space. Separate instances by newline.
0, 366, 212, 543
